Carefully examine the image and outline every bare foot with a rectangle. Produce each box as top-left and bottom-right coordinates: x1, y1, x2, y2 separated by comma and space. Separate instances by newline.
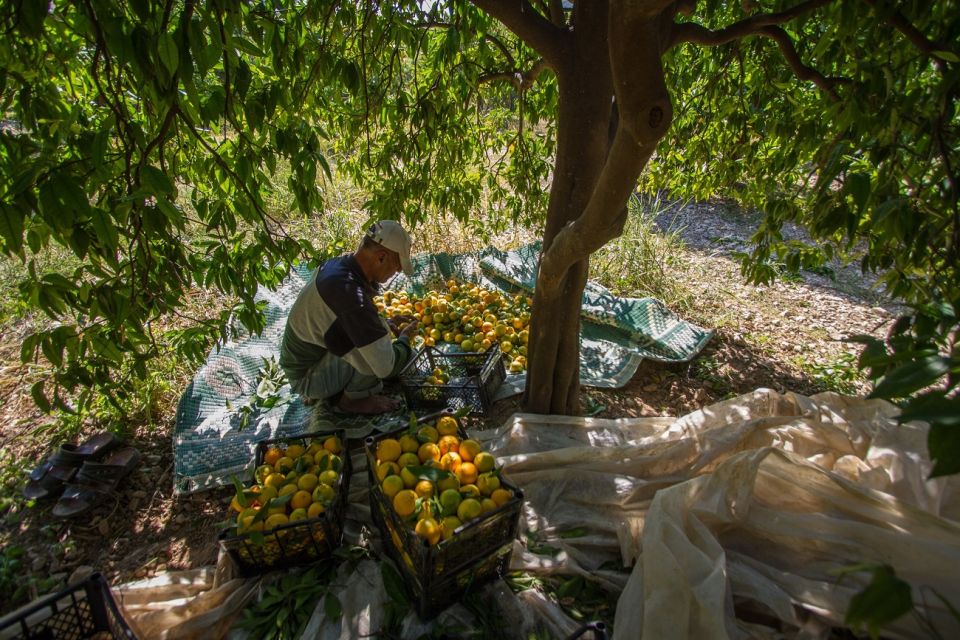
337, 394, 400, 415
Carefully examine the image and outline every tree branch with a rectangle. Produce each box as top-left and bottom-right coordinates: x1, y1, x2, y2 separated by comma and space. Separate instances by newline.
478, 58, 548, 90
669, 9, 845, 100
760, 26, 841, 100
667, 0, 834, 50
863, 0, 958, 65
548, 0, 565, 26
469, 0, 567, 67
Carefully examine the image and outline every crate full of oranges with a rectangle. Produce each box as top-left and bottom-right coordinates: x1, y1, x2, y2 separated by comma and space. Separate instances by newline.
218, 431, 350, 575
364, 411, 522, 617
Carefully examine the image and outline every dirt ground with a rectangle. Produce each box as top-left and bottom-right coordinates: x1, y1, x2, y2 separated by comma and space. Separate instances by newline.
0, 202, 896, 613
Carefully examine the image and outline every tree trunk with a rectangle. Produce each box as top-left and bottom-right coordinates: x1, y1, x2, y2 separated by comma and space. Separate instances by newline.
523, 6, 614, 414
522, 4, 672, 415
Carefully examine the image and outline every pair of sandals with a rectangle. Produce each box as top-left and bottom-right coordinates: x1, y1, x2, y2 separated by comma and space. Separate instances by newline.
23, 432, 141, 518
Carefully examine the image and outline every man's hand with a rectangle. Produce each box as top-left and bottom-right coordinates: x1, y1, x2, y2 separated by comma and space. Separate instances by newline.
398, 318, 420, 340
387, 314, 415, 337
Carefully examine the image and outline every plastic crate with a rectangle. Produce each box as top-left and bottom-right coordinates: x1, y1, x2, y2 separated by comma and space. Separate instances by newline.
0, 572, 136, 639
364, 415, 523, 618
218, 430, 351, 576
399, 345, 506, 415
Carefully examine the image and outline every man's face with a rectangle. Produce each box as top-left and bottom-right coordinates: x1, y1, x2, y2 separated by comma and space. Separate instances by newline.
374, 248, 402, 283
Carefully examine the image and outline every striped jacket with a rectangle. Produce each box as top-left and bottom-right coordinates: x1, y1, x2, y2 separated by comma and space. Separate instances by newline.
280, 255, 411, 385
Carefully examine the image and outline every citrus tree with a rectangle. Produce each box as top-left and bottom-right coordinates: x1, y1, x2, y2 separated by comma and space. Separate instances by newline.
1, 1, 957, 473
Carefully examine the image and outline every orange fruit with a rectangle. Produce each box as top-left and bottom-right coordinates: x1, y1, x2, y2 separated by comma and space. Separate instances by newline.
474, 452, 495, 473
437, 473, 460, 493
399, 433, 420, 453
312, 484, 335, 505
476, 473, 500, 496
285, 444, 305, 459
376, 461, 400, 482
436, 415, 459, 436
291, 490, 312, 510
491, 488, 512, 507
437, 435, 460, 455
457, 498, 483, 522
417, 425, 439, 444
457, 461, 478, 485
382, 475, 404, 499
481, 498, 498, 514
439, 451, 462, 473
376, 438, 402, 463
397, 452, 420, 469
264, 513, 289, 531
263, 447, 284, 467
264, 473, 286, 489
418, 442, 441, 464
414, 479, 435, 498
297, 473, 319, 492
307, 501, 326, 519
323, 436, 343, 454
458, 439, 481, 462
415, 518, 442, 545
393, 489, 417, 518
439, 488, 462, 517
274, 456, 294, 473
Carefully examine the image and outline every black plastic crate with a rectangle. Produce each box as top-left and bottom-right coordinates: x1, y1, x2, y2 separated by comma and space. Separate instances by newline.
364, 415, 523, 618
0, 572, 136, 639
218, 430, 351, 576
399, 345, 506, 415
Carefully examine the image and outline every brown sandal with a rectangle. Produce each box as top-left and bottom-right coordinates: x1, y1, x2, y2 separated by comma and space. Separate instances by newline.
23, 432, 122, 501
52, 446, 140, 519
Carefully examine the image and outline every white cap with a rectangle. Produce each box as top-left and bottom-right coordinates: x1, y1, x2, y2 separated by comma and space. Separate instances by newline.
366, 220, 413, 276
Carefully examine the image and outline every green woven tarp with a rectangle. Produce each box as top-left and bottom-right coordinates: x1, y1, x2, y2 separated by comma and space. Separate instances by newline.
172, 242, 712, 494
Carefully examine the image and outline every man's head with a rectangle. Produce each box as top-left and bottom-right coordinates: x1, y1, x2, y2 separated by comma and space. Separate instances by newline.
359, 220, 414, 282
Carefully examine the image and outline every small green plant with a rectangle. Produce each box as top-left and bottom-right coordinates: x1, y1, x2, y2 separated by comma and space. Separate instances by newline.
806, 351, 862, 394
228, 357, 290, 431
0, 545, 62, 615
237, 563, 341, 639
590, 194, 691, 309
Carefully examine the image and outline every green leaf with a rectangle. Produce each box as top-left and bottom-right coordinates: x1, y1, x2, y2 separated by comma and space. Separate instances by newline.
140, 166, 175, 196
556, 575, 584, 599
928, 423, 960, 478
870, 356, 951, 399
932, 50, 960, 62
0, 204, 25, 256
17, 1, 47, 38
405, 465, 453, 483
899, 395, 960, 428
845, 565, 912, 638
31, 380, 50, 413
845, 172, 870, 213
157, 32, 180, 77
558, 527, 587, 539
324, 592, 342, 620
380, 560, 409, 607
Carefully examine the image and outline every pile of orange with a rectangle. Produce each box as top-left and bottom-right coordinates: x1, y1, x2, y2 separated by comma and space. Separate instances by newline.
230, 434, 344, 536
374, 278, 531, 374
373, 414, 513, 546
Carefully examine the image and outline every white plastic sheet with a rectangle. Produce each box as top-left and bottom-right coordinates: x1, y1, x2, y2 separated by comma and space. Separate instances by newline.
114, 389, 960, 639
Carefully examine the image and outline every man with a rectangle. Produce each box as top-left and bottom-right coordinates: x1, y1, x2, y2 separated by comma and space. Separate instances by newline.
280, 220, 420, 414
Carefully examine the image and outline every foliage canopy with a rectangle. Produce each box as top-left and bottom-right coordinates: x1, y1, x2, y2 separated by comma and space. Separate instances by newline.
0, 1, 957, 470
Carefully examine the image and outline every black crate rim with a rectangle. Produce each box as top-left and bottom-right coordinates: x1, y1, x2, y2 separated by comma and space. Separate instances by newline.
0, 572, 136, 639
